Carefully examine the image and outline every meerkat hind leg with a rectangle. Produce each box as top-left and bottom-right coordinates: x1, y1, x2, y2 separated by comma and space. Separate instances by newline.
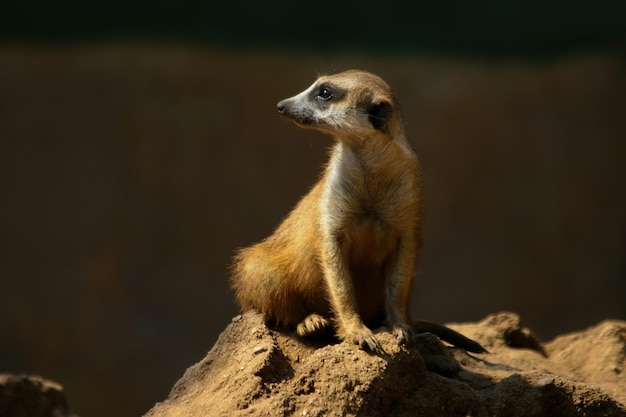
296, 314, 331, 337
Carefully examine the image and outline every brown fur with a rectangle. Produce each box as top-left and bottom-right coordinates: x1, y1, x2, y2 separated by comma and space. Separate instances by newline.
231, 70, 484, 354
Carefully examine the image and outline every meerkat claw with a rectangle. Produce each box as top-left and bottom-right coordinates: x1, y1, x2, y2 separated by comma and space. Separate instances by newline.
392, 323, 414, 346
297, 314, 330, 337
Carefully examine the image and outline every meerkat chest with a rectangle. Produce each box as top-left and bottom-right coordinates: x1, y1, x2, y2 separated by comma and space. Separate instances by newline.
320, 143, 419, 249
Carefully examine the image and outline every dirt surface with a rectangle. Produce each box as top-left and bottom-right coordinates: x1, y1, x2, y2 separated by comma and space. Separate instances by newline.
0, 374, 76, 417
145, 311, 625, 417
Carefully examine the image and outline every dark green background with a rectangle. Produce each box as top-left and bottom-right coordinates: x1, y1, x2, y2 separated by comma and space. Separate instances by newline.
2, 1, 626, 57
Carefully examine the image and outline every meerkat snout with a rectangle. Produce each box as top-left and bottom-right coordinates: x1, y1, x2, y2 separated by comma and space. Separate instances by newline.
276, 94, 313, 125
276, 100, 287, 115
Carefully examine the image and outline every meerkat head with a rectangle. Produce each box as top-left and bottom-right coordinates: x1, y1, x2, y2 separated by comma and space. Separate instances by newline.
276, 70, 403, 142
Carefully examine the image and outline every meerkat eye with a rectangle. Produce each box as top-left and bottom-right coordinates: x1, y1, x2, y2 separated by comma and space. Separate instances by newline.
316, 87, 333, 101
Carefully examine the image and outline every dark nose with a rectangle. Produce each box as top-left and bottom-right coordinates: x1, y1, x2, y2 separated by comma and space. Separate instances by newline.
277, 100, 287, 115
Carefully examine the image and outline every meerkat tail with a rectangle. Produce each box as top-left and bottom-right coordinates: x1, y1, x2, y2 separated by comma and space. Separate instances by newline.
413, 320, 488, 354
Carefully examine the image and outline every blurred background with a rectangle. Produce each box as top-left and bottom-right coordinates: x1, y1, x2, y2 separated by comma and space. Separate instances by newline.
1, 1, 625, 416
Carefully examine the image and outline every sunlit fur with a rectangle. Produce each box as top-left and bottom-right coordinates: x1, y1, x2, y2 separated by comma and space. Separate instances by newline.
231, 70, 422, 352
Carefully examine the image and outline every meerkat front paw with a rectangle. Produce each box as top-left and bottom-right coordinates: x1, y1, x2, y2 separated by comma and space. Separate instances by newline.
347, 326, 383, 353
297, 313, 331, 337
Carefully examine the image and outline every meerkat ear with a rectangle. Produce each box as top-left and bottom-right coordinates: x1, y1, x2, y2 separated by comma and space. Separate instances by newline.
367, 101, 393, 130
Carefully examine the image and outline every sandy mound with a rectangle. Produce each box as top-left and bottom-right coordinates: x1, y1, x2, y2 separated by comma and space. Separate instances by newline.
145, 311, 625, 417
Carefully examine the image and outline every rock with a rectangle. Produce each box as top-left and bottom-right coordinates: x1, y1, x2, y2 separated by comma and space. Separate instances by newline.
449, 312, 626, 407
0, 374, 76, 417
145, 311, 626, 417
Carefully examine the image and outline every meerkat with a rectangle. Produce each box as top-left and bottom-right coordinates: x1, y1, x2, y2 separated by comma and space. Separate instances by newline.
231, 70, 485, 354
